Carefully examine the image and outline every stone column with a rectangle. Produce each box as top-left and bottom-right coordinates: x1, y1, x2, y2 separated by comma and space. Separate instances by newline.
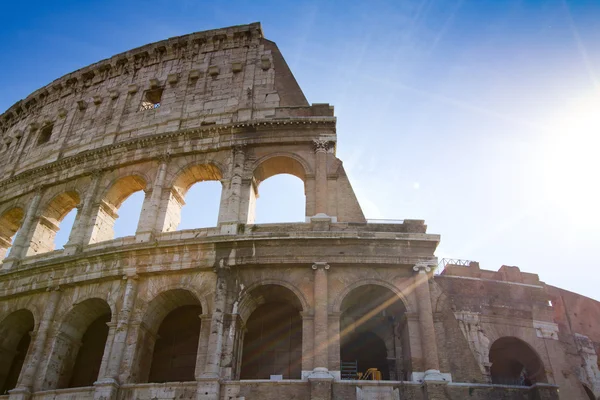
4, 190, 43, 267
197, 265, 228, 400
218, 145, 246, 234
195, 314, 214, 379
136, 155, 169, 242
309, 262, 333, 400
9, 288, 61, 400
301, 312, 314, 374
328, 312, 341, 374
64, 170, 102, 255
413, 263, 444, 381
313, 140, 330, 215
106, 275, 138, 380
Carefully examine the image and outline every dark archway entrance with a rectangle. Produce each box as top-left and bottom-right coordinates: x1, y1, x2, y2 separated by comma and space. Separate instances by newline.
240, 285, 303, 379
68, 314, 110, 388
0, 310, 34, 395
148, 305, 202, 383
489, 337, 547, 386
340, 285, 409, 381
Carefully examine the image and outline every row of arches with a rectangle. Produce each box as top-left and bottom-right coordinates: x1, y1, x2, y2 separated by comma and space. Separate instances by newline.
0, 282, 555, 395
0, 156, 309, 261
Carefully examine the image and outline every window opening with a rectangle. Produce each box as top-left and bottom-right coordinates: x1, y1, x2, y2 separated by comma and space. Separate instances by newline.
178, 181, 222, 230
254, 174, 305, 223
37, 124, 53, 145
140, 88, 163, 111
54, 208, 77, 249
112, 190, 145, 238
489, 337, 547, 386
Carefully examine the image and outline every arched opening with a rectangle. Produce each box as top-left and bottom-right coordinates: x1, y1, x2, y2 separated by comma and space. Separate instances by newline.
161, 164, 222, 232
240, 284, 303, 380
178, 181, 222, 229
0, 207, 24, 260
135, 289, 203, 383
26, 191, 80, 256
489, 337, 547, 386
340, 285, 410, 381
251, 156, 308, 224
0, 309, 34, 395
89, 176, 146, 243
254, 175, 306, 223
42, 299, 111, 390
583, 384, 596, 400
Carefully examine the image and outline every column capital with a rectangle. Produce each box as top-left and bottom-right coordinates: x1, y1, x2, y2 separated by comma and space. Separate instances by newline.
312, 139, 335, 154
413, 260, 437, 274
312, 261, 330, 271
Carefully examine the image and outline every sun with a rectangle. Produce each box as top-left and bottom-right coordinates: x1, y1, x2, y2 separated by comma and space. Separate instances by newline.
540, 92, 600, 223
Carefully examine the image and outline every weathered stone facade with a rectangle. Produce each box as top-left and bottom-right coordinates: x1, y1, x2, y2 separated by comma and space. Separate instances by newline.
0, 22, 596, 400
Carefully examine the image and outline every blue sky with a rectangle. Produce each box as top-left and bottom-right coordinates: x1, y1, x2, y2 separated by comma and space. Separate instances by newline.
1, 0, 599, 300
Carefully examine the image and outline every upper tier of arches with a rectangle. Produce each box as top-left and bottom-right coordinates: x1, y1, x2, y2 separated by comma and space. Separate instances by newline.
0, 144, 366, 267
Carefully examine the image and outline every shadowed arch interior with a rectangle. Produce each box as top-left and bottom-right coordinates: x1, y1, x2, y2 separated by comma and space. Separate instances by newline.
136, 289, 203, 383
240, 284, 303, 380
340, 284, 410, 381
27, 191, 80, 256
43, 298, 111, 390
489, 337, 547, 385
583, 384, 596, 400
0, 309, 34, 395
0, 207, 24, 259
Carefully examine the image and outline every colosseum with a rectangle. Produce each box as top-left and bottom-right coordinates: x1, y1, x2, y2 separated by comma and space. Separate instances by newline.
0, 22, 598, 400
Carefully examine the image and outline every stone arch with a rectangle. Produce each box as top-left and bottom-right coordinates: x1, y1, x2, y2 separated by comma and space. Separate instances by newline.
0, 206, 24, 259
26, 190, 81, 256
239, 284, 304, 380
0, 309, 34, 395
338, 283, 410, 381
332, 279, 412, 314
133, 288, 204, 383
249, 154, 311, 223
88, 174, 148, 243
251, 153, 312, 186
160, 162, 223, 232
488, 336, 547, 385
42, 298, 111, 390
236, 280, 309, 323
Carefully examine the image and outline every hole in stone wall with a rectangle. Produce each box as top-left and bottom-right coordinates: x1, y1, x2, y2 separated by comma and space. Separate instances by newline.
140, 88, 163, 111
37, 123, 53, 145
254, 174, 305, 224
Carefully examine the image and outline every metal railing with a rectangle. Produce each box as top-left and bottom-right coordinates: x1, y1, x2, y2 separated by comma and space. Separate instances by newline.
438, 258, 476, 268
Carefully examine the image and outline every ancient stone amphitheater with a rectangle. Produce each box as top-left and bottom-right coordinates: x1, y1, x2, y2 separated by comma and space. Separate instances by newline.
0, 22, 598, 400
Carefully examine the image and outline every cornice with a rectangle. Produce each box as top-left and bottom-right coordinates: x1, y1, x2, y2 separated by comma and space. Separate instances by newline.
0, 117, 336, 194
